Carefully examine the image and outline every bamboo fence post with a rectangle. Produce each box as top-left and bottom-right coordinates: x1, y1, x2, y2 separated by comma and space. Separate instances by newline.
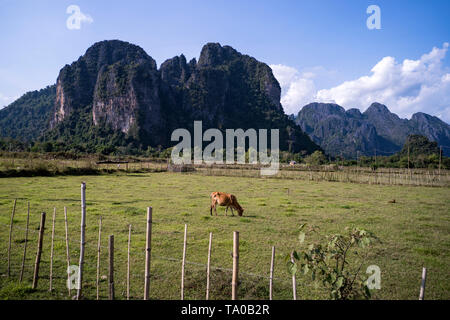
77, 182, 87, 300
64, 207, 71, 296
32, 212, 46, 289
7, 199, 17, 277
144, 207, 152, 300
269, 246, 275, 300
206, 232, 212, 300
232, 231, 239, 300
290, 251, 297, 300
19, 202, 31, 282
96, 216, 102, 300
419, 267, 427, 300
181, 224, 188, 300
49, 208, 56, 291
127, 224, 131, 300
109, 235, 115, 300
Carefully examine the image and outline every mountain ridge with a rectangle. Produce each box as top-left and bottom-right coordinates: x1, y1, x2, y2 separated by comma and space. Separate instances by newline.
295, 102, 450, 157
0, 40, 319, 155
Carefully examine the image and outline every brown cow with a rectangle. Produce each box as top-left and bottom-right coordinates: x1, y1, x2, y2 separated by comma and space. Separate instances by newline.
210, 192, 244, 216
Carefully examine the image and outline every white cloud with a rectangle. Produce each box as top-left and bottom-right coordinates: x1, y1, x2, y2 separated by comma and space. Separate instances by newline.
270, 64, 316, 115
271, 43, 450, 123
316, 43, 450, 122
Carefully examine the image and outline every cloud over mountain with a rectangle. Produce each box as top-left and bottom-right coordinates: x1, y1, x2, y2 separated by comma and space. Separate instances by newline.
269, 64, 316, 115
272, 43, 450, 123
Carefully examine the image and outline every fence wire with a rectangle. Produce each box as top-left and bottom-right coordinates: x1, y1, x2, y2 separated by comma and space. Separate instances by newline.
0, 221, 300, 283
0, 220, 322, 300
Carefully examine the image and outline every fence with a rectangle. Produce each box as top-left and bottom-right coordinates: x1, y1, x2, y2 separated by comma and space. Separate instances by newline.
193, 164, 450, 187
0, 186, 430, 300
0, 189, 311, 300
1, 155, 449, 187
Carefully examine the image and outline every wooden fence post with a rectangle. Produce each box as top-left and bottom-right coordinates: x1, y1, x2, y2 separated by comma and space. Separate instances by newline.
19, 202, 30, 282
32, 212, 46, 289
269, 246, 275, 300
232, 231, 239, 300
64, 207, 71, 296
77, 182, 87, 300
109, 235, 115, 300
206, 232, 212, 300
419, 267, 427, 300
49, 208, 56, 291
290, 251, 297, 300
181, 224, 188, 300
127, 224, 131, 300
7, 199, 17, 277
144, 207, 152, 300
96, 216, 102, 300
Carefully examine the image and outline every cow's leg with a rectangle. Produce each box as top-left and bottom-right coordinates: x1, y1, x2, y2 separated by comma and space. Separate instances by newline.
210, 198, 215, 216
226, 206, 228, 216
230, 207, 234, 216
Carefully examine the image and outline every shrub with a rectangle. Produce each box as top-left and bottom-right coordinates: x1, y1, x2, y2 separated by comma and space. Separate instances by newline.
287, 224, 377, 300
304, 151, 327, 166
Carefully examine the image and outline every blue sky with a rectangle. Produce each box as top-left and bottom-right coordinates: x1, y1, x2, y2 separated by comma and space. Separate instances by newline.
1, 0, 449, 121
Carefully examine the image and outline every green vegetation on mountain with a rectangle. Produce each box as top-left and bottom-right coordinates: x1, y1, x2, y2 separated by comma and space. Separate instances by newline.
0, 40, 320, 156
2, 40, 449, 161
296, 102, 450, 158
0, 85, 55, 141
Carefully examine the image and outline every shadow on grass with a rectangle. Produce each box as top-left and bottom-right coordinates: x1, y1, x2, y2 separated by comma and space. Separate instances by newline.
184, 269, 271, 300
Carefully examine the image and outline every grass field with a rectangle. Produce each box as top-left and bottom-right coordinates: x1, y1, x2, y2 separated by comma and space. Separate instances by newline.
0, 171, 449, 300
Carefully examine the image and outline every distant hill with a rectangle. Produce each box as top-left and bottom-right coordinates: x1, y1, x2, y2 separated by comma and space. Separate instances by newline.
0, 40, 319, 155
0, 85, 55, 141
296, 102, 450, 158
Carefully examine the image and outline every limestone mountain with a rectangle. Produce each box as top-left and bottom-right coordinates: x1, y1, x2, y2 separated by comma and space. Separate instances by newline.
296, 102, 450, 158
0, 40, 319, 155
159, 43, 314, 152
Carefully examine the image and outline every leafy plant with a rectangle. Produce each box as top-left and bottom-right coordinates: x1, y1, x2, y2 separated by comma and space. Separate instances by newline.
287, 224, 377, 300
304, 150, 327, 165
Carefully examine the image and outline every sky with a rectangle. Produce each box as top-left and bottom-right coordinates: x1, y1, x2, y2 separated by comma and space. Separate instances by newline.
1, 0, 449, 122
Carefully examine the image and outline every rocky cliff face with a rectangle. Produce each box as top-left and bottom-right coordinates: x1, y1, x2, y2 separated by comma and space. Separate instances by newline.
409, 112, 450, 151
363, 102, 412, 146
296, 102, 450, 157
51, 40, 163, 135
296, 103, 397, 158
92, 55, 164, 146
23, 40, 318, 153
156, 42, 312, 152
3, 40, 449, 157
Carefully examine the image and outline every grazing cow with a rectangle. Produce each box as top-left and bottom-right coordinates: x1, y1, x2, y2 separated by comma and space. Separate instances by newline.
210, 192, 244, 216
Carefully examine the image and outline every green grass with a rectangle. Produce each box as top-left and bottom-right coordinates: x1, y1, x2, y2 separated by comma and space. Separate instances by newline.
0, 172, 449, 300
